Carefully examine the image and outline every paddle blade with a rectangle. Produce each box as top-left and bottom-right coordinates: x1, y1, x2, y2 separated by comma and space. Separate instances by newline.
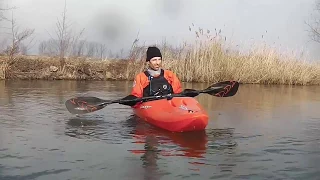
206, 81, 239, 97
65, 97, 109, 114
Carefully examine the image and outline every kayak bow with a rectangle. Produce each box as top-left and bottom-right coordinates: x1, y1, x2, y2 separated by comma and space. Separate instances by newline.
133, 97, 209, 132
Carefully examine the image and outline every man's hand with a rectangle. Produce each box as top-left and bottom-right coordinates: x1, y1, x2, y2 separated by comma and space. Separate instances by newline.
119, 95, 140, 106
181, 89, 199, 97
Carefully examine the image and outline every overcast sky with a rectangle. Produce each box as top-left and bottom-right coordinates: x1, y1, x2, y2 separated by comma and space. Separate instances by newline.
1, 0, 320, 60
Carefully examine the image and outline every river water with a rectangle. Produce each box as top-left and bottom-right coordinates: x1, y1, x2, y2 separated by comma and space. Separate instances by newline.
1, 80, 320, 180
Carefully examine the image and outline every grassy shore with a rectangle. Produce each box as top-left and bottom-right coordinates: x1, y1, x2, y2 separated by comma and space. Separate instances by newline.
1, 37, 320, 85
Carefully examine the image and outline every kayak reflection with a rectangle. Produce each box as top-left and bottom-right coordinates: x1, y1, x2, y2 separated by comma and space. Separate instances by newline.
127, 116, 238, 175
128, 117, 208, 158
126, 116, 208, 179
64, 114, 236, 158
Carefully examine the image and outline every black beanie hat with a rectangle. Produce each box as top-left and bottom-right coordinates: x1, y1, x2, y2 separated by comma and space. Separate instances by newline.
146, 46, 162, 62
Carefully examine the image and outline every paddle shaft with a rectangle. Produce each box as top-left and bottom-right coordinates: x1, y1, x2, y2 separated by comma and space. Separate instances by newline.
65, 81, 239, 115
96, 86, 224, 107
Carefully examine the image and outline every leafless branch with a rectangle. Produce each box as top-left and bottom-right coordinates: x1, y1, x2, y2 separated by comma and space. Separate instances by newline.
306, 0, 320, 44
41, 0, 88, 67
5, 10, 34, 63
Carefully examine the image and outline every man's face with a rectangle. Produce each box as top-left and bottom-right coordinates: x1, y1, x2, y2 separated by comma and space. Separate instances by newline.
148, 57, 162, 71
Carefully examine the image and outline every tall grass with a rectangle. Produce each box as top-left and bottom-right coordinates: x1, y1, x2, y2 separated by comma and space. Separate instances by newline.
2, 26, 320, 85
125, 27, 320, 85
0, 61, 7, 79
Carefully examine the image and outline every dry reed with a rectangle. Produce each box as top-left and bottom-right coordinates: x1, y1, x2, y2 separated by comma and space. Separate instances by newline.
1, 26, 320, 85
125, 27, 320, 85
0, 63, 5, 79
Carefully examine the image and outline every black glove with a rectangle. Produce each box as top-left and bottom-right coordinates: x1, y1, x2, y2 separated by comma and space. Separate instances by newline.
181, 89, 199, 97
119, 95, 140, 106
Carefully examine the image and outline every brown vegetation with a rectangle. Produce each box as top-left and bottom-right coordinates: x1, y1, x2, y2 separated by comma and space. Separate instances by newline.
0, 55, 129, 80
1, 33, 320, 85
108, 28, 320, 85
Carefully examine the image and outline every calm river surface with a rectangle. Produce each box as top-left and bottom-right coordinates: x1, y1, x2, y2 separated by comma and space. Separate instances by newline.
1, 80, 320, 180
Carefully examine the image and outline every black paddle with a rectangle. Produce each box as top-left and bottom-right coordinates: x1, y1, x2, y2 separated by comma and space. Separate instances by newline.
65, 80, 239, 115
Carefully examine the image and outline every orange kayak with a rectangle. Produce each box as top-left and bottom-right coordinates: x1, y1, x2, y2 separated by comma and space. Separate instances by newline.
132, 97, 209, 132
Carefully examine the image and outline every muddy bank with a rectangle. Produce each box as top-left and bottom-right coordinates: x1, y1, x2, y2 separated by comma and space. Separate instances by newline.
0, 56, 140, 81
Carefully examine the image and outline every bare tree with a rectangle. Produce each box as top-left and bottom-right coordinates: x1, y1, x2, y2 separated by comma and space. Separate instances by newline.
38, 41, 47, 55
0, 3, 17, 54
46, 0, 85, 68
85, 41, 95, 57
19, 44, 28, 55
56, 0, 71, 67
38, 39, 59, 56
306, 1, 320, 43
98, 43, 107, 59
5, 11, 34, 63
71, 39, 86, 57
39, 38, 108, 59
0, 4, 16, 22
128, 31, 147, 61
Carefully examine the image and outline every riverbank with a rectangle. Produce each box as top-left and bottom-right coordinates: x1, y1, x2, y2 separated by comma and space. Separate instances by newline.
0, 56, 132, 81
1, 39, 320, 85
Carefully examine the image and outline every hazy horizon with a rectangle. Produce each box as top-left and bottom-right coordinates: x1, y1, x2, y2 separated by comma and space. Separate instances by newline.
1, 0, 320, 60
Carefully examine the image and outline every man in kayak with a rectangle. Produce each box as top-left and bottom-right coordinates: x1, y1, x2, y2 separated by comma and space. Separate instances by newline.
120, 46, 184, 106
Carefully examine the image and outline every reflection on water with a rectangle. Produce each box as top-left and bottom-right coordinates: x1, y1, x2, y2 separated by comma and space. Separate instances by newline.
1, 80, 320, 179
64, 114, 138, 143
63, 113, 238, 180
64, 113, 237, 159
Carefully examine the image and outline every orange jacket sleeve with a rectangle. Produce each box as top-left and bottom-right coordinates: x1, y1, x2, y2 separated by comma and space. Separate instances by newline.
165, 70, 183, 94
130, 73, 144, 98
172, 73, 183, 94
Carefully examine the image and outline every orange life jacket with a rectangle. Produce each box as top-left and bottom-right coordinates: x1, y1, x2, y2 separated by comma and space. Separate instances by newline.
131, 69, 182, 98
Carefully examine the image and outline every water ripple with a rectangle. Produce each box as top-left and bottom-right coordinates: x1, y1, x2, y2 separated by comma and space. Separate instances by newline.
2, 81, 320, 179
0, 169, 71, 180
64, 114, 137, 143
